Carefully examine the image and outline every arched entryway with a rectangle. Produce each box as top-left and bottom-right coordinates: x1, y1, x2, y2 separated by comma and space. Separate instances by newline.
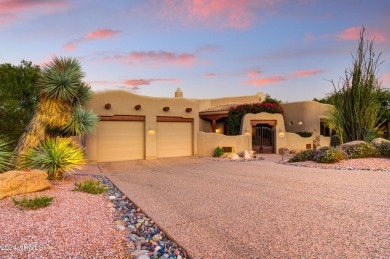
251, 120, 276, 154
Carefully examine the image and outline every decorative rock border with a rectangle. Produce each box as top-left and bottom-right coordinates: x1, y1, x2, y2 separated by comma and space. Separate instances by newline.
279, 161, 390, 172
80, 174, 189, 259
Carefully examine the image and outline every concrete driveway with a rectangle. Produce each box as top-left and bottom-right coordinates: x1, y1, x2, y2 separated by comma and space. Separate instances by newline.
97, 156, 390, 258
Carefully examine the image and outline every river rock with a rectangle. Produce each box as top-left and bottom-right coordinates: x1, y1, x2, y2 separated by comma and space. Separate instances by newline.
371, 137, 390, 147
228, 153, 240, 160
0, 170, 50, 200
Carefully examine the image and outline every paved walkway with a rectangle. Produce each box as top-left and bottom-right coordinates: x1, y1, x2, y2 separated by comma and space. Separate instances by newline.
91, 155, 389, 258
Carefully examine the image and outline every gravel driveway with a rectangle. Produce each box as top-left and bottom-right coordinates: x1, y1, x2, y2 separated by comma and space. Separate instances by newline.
98, 156, 390, 258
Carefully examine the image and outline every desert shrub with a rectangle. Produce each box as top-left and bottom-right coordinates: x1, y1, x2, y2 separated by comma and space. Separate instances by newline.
330, 135, 341, 147
12, 196, 54, 210
213, 146, 224, 157
0, 137, 13, 173
313, 147, 345, 163
339, 142, 379, 159
73, 179, 108, 194
288, 149, 315, 162
21, 137, 86, 180
296, 131, 312, 138
378, 142, 390, 157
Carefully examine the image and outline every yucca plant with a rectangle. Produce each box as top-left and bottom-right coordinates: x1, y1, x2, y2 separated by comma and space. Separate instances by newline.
0, 137, 13, 172
14, 57, 97, 167
22, 137, 87, 180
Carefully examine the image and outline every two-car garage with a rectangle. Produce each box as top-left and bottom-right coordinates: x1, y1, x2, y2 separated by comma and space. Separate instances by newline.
95, 118, 193, 162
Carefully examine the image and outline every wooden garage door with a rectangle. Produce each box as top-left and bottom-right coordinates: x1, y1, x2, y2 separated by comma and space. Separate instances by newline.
97, 121, 144, 162
157, 122, 192, 158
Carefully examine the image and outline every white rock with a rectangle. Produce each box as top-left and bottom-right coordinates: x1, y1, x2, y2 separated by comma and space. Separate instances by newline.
109, 196, 116, 200
154, 246, 161, 251
116, 224, 126, 230
243, 150, 252, 160
177, 255, 183, 259
136, 255, 150, 259
228, 153, 240, 160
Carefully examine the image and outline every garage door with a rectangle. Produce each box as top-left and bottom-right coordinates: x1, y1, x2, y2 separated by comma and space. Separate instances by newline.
157, 122, 192, 158
97, 121, 144, 162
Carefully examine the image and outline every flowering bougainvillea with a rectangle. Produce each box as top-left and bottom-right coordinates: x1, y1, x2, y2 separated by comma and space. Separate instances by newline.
226, 102, 284, 135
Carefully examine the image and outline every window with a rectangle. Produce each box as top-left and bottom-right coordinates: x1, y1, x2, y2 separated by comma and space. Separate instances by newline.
320, 120, 331, 136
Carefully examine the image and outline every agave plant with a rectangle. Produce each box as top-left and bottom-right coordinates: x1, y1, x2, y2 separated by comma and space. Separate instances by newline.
14, 57, 97, 168
0, 136, 13, 172
22, 137, 87, 180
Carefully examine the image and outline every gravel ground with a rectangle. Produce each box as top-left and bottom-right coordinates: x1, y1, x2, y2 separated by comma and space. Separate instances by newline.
283, 157, 390, 171
0, 175, 129, 258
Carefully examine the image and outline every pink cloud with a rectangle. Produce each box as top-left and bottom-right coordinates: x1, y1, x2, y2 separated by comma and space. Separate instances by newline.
246, 70, 262, 78
63, 28, 120, 51
155, 0, 283, 29
204, 73, 217, 77
244, 76, 286, 86
289, 69, 323, 78
123, 79, 180, 86
304, 33, 314, 42
102, 51, 197, 66
338, 26, 387, 42
0, 0, 67, 25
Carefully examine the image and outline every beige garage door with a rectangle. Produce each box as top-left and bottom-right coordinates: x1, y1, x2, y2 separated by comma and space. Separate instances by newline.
97, 121, 144, 162
157, 122, 192, 158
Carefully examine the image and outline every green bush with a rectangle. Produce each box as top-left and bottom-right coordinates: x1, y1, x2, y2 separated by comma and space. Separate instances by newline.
73, 179, 108, 194
378, 142, 390, 156
288, 149, 314, 162
12, 196, 54, 210
0, 137, 13, 173
296, 131, 312, 138
21, 137, 86, 180
339, 142, 379, 159
213, 146, 224, 157
313, 147, 345, 163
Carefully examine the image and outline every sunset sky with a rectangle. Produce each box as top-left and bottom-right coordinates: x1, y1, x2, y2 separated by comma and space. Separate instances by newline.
1, 0, 390, 102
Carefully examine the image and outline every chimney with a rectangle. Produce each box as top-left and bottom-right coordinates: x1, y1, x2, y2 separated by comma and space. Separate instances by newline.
175, 88, 183, 98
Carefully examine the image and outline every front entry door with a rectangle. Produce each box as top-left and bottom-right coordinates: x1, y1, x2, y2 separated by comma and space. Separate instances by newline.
254, 125, 275, 153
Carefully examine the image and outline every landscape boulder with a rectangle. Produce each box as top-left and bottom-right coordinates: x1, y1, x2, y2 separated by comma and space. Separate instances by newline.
243, 150, 252, 160
371, 137, 390, 147
228, 153, 240, 160
0, 170, 51, 200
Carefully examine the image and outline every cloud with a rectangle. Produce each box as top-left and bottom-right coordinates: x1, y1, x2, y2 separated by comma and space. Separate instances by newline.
304, 33, 314, 42
195, 44, 220, 54
123, 79, 180, 86
289, 69, 323, 78
244, 75, 285, 86
63, 29, 120, 51
151, 0, 284, 29
243, 68, 323, 86
204, 73, 217, 77
383, 73, 390, 86
0, 0, 68, 25
101, 51, 197, 66
338, 26, 387, 42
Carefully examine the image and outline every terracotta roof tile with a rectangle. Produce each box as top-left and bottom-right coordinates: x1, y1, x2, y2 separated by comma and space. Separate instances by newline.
200, 104, 238, 113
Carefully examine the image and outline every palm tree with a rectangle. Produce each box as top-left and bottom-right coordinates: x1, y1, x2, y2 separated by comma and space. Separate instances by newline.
14, 57, 98, 167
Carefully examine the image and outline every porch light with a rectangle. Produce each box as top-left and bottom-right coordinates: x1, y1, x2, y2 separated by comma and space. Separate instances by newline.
215, 129, 221, 133
298, 121, 303, 125
148, 126, 156, 135
278, 130, 285, 138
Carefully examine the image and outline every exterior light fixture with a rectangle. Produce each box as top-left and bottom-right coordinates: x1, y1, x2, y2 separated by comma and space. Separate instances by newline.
215, 129, 221, 133
298, 121, 303, 125
148, 126, 156, 135
279, 129, 285, 138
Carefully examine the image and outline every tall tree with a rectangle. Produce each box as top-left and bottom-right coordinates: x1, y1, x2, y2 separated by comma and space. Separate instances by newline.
328, 27, 383, 142
14, 57, 98, 167
0, 61, 40, 144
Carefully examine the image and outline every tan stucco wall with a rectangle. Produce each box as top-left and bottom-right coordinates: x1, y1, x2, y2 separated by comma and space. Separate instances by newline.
285, 133, 313, 151
197, 132, 250, 157
319, 136, 331, 146
240, 113, 286, 154
85, 90, 199, 163
281, 101, 332, 136
197, 92, 265, 111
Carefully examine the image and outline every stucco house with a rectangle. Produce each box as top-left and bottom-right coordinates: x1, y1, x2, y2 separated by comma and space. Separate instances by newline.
85, 89, 333, 163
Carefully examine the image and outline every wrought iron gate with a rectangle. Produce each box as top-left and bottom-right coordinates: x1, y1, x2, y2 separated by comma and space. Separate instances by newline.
254, 126, 275, 153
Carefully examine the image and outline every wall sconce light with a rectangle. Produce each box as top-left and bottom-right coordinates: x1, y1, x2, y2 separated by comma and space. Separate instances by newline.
215, 129, 221, 133
105, 103, 111, 109
186, 108, 192, 112
135, 104, 141, 110
298, 121, 303, 125
148, 126, 156, 135
279, 129, 285, 138
163, 106, 170, 112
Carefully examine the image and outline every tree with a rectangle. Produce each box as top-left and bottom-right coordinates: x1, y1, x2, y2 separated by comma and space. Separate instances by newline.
15, 57, 98, 167
328, 27, 383, 143
0, 61, 40, 145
